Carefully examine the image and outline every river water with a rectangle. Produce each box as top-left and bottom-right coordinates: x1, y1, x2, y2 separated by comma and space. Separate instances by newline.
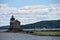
0, 33, 60, 40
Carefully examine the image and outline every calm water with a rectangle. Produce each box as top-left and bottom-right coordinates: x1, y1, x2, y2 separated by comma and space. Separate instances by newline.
0, 33, 60, 40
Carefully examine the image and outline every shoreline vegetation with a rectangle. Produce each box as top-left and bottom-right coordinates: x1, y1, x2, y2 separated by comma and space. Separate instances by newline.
4, 30, 60, 36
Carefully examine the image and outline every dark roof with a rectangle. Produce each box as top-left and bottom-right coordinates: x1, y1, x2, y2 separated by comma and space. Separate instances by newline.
10, 16, 15, 21
15, 20, 20, 23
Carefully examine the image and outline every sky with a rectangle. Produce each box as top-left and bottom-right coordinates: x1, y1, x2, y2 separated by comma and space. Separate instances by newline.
0, 0, 60, 26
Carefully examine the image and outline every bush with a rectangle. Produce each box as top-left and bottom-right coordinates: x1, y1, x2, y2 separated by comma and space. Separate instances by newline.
30, 31, 33, 33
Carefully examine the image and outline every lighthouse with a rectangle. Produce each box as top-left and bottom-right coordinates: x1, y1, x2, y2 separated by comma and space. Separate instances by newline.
9, 16, 20, 31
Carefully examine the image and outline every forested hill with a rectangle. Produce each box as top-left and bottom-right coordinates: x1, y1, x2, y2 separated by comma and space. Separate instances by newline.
0, 20, 60, 29
21, 20, 60, 29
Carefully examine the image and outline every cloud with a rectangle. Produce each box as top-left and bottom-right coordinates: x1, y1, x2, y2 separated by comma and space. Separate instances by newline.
0, 4, 49, 14
48, 4, 60, 20
0, 4, 60, 26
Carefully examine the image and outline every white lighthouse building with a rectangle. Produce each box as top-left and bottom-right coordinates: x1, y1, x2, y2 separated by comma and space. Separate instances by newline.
9, 16, 20, 31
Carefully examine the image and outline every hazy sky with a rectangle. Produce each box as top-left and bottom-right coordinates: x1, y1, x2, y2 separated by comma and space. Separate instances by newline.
0, 0, 60, 26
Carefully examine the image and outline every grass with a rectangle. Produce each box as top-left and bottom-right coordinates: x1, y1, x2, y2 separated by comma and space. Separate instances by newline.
5, 29, 60, 36
31, 30, 60, 36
